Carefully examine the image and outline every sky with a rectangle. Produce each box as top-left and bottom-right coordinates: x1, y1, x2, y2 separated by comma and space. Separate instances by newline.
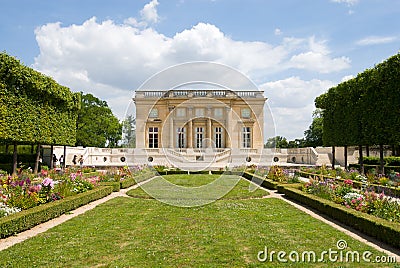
1, 0, 399, 140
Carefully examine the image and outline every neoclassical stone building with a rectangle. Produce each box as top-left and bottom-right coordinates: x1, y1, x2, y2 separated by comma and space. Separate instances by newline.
133, 88, 266, 170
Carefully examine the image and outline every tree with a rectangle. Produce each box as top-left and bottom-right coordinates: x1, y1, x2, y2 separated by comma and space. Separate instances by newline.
315, 52, 400, 174
288, 138, 306, 148
0, 52, 80, 173
76, 93, 122, 147
122, 115, 136, 148
264, 136, 288, 148
304, 109, 323, 147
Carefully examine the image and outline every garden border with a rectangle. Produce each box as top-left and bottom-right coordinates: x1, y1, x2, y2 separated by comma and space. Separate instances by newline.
277, 185, 400, 249
242, 171, 400, 249
0, 186, 113, 238
297, 171, 400, 197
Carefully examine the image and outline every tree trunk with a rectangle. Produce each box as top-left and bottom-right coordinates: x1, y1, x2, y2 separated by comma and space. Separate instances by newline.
5, 144, 9, 154
359, 145, 364, 174
34, 143, 41, 175
392, 145, 396, 156
366, 145, 370, 157
379, 144, 384, 175
63, 145, 67, 169
12, 142, 18, 175
344, 145, 348, 170
50, 145, 54, 169
331, 146, 335, 169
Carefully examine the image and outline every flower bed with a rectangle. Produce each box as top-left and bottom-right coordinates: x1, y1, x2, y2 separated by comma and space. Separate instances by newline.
0, 168, 100, 218
302, 178, 400, 223
277, 185, 400, 249
0, 186, 113, 238
97, 165, 157, 190
300, 166, 400, 187
297, 170, 400, 197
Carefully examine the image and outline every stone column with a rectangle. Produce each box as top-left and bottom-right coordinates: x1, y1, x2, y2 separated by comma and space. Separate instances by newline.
169, 118, 174, 148
225, 107, 231, 148
207, 118, 212, 148
188, 120, 193, 148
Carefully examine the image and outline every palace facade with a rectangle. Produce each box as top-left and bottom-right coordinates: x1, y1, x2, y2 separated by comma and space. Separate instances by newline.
133, 88, 266, 170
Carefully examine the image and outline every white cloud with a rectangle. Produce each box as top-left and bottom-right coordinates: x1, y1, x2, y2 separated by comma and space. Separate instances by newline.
356, 36, 397, 46
341, 75, 354, 82
274, 28, 282, 36
331, 0, 359, 6
261, 77, 334, 139
140, 0, 160, 24
289, 37, 351, 73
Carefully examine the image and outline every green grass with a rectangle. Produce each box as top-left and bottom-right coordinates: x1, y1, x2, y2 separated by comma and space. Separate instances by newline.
127, 174, 269, 201
0, 175, 396, 267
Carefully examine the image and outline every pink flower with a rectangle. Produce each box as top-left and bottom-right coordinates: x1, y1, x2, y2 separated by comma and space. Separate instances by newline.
29, 184, 42, 193
70, 173, 77, 181
42, 177, 54, 189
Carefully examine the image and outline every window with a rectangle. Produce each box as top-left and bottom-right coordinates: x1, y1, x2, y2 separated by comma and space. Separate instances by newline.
149, 108, 158, 118
195, 127, 204, 148
241, 108, 251, 119
148, 127, 159, 148
214, 108, 223, 118
177, 127, 186, 148
195, 108, 205, 117
242, 127, 251, 148
215, 127, 223, 148
176, 108, 186, 117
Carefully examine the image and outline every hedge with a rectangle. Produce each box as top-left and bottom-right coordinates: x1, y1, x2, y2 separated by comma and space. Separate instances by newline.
0, 52, 80, 145
241, 172, 279, 190
0, 153, 35, 163
99, 182, 120, 192
120, 177, 137, 189
349, 163, 400, 173
0, 186, 113, 238
277, 185, 400, 249
363, 156, 400, 166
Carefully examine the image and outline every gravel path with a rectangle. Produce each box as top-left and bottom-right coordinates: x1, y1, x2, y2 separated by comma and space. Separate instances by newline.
1, 177, 399, 263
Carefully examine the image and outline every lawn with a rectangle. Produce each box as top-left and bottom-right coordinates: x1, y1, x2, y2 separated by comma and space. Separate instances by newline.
127, 174, 268, 202
0, 175, 396, 267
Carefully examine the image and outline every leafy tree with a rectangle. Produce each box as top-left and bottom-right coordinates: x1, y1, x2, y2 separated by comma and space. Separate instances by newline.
122, 115, 136, 148
0, 52, 80, 173
76, 93, 122, 147
288, 138, 306, 148
304, 109, 323, 147
264, 136, 288, 148
315, 52, 400, 173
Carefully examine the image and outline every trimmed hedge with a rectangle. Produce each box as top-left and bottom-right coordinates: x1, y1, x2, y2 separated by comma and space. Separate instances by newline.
363, 156, 400, 166
277, 185, 400, 249
120, 177, 136, 189
0, 186, 113, 238
241, 172, 279, 190
99, 182, 120, 192
0, 153, 36, 163
349, 163, 400, 173
0, 52, 80, 145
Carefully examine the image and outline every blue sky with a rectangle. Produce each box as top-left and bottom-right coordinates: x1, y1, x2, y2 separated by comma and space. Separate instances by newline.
1, 0, 399, 140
